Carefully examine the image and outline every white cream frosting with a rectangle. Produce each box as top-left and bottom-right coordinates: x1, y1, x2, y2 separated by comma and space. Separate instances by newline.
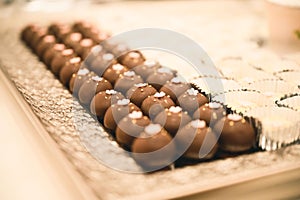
145, 124, 162, 135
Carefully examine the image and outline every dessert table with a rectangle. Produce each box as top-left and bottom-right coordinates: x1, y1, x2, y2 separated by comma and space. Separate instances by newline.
0, 0, 299, 199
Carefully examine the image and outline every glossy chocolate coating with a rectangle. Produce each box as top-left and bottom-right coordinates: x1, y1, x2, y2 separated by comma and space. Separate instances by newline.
177, 88, 209, 115
59, 57, 82, 86
141, 92, 175, 119
43, 43, 66, 67
88, 53, 117, 76
29, 27, 47, 50
78, 75, 113, 105
69, 68, 94, 96
193, 102, 226, 127
114, 71, 143, 95
51, 49, 75, 76
90, 90, 124, 118
133, 60, 161, 80
91, 32, 110, 44
176, 119, 218, 159
126, 83, 157, 107
64, 32, 83, 49
116, 111, 150, 148
21, 24, 38, 43
56, 26, 72, 41
84, 45, 106, 67
131, 124, 176, 169
74, 38, 94, 59
154, 106, 191, 136
119, 51, 145, 69
213, 114, 255, 152
160, 77, 191, 102
104, 99, 140, 131
48, 22, 65, 36
103, 63, 128, 85
35, 35, 56, 58
146, 67, 176, 90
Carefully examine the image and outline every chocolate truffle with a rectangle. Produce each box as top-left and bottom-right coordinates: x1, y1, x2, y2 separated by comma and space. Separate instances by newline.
103, 63, 128, 85
84, 45, 106, 66
109, 43, 129, 58
91, 32, 110, 44
114, 71, 144, 95
43, 43, 66, 66
78, 75, 113, 105
74, 38, 94, 59
213, 114, 255, 152
119, 51, 145, 69
30, 27, 47, 50
69, 68, 93, 96
177, 88, 209, 115
146, 67, 176, 90
154, 106, 191, 136
56, 25, 72, 41
64, 32, 83, 49
21, 24, 38, 43
193, 102, 226, 126
116, 111, 151, 148
104, 99, 140, 131
90, 90, 124, 118
176, 119, 218, 159
89, 53, 117, 76
48, 22, 65, 36
51, 49, 75, 76
133, 60, 161, 80
126, 83, 157, 107
131, 124, 176, 169
59, 57, 82, 86
141, 91, 175, 119
160, 77, 191, 102
35, 35, 56, 58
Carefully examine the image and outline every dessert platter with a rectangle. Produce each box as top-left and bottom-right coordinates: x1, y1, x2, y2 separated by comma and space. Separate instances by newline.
0, 1, 299, 199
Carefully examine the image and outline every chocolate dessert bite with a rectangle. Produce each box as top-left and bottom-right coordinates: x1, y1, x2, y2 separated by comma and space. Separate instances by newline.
103, 63, 128, 85
90, 89, 124, 118
176, 119, 218, 160
114, 71, 143, 95
88, 53, 117, 76
21, 24, 38, 43
160, 77, 191, 102
74, 38, 94, 59
30, 27, 47, 50
51, 49, 75, 76
213, 114, 255, 153
154, 106, 191, 136
146, 67, 176, 90
119, 51, 145, 69
126, 83, 157, 107
133, 60, 161, 80
116, 111, 151, 148
131, 124, 176, 169
84, 45, 106, 66
43, 43, 66, 66
64, 32, 83, 49
91, 32, 110, 44
141, 91, 175, 119
78, 75, 113, 105
193, 102, 226, 126
35, 35, 56, 58
69, 68, 93, 96
104, 99, 140, 131
59, 57, 82, 86
177, 88, 209, 115
56, 26, 72, 41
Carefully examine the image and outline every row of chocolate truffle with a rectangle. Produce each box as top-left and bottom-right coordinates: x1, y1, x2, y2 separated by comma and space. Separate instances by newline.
21, 22, 256, 169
